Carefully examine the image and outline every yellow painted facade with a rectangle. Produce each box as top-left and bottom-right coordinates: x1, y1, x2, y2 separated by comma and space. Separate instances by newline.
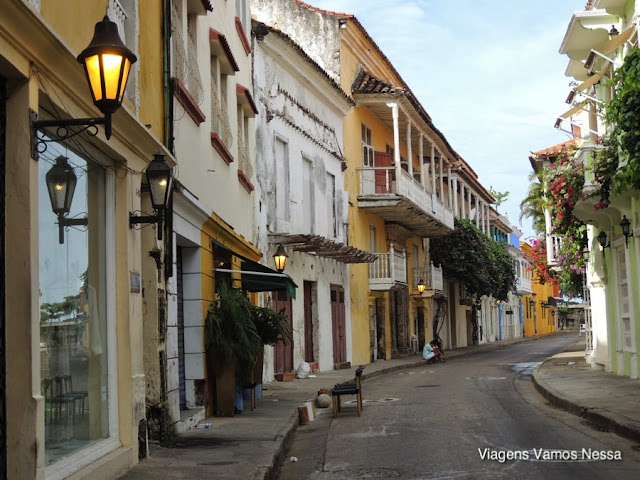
521, 242, 557, 337
340, 23, 431, 363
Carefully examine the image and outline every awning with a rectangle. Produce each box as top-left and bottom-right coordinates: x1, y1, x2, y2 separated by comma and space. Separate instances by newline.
211, 240, 298, 299
585, 25, 636, 70
565, 64, 610, 104
554, 100, 588, 129
269, 233, 377, 263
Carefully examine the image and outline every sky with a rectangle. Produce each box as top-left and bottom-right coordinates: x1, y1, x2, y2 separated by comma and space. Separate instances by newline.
310, 0, 584, 242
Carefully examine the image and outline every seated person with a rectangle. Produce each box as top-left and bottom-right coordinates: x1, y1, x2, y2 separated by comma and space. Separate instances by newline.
423, 340, 444, 363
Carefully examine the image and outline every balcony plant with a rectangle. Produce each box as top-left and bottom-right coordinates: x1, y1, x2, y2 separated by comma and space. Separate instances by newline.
593, 48, 640, 207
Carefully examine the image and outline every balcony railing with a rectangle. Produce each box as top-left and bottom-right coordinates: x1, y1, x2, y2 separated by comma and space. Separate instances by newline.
211, 78, 233, 148
369, 245, 407, 290
357, 166, 454, 234
547, 235, 562, 266
516, 277, 532, 294
108, 0, 127, 42
413, 263, 443, 295
171, 3, 204, 105
237, 134, 252, 180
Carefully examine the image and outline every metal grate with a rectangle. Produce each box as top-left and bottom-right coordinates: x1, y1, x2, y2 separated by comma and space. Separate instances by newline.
210, 75, 233, 148
171, 3, 204, 106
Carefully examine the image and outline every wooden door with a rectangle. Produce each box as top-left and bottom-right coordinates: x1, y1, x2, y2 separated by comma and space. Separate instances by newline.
273, 290, 293, 373
303, 281, 314, 363
374, 152, 393, 193
331, 285, 346, 364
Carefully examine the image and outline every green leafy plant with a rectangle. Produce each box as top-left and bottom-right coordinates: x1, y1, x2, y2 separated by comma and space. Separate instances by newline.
205, 281, 261, 381
431, 218, 516, 301
593, 48, 640, 205
251, 304, 292, 347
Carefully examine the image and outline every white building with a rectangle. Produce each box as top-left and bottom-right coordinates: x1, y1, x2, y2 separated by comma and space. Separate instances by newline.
252, 20, 375, 380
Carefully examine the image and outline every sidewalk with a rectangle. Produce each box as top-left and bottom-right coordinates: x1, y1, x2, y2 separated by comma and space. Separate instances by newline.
532, 338, 640, 443
117, 333, 640, 479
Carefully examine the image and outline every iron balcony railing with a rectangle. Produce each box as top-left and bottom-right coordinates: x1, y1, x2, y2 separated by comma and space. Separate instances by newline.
237, 133, 253, 180
171, 3, 204, 106
210, 76, 233, 148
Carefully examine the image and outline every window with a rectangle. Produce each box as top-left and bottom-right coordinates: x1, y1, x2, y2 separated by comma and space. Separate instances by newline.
38, 140, 115, 467
275, 137, 290, 223
303, 157, 314, 234
361, 124, 373, 167
326, 173, 336, 238
616, 248, 632, 350
235, 0, 248, 30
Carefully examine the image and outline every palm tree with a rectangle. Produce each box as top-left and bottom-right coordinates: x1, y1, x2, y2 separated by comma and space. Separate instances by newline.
519, 170, 547, 235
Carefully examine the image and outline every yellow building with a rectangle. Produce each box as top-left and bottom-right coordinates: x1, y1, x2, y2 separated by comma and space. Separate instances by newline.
1, 0, 171, 477
520, 242, 558, 337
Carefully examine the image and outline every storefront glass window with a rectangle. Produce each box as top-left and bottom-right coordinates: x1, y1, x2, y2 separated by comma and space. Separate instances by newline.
38, 141, 109, 465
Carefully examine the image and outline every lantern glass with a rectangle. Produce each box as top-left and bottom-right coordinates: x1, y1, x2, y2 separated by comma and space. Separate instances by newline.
273, 245, 288, 273
46, 156, 77, 215
417, 279, 426, 294
620, 215, 631, 237
145, 154, 172, 211
597, 231, 608, 248
77, 16, 137, 115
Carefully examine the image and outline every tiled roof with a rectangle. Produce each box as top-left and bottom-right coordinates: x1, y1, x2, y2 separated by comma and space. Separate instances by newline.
291, 0, 354, 19
530, 139, 578, 158
252, 20, 353, 105
351, 70, 404, 95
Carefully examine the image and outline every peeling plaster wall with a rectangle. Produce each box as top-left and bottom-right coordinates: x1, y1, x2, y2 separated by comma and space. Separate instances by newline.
251, 0, 342, 82
253, 30, 352, 379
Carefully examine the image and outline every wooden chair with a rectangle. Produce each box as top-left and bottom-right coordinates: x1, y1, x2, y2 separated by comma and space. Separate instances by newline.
331, 366, 365, 418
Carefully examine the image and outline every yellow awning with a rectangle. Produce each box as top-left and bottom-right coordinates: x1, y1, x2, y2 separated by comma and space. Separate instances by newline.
576, 63, 610, 92
555, 101, 588, 128
585, 26, 636, 69
560, 100, 588, 119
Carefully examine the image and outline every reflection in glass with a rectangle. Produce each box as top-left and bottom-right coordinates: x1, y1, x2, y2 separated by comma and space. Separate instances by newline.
38, 142, 109, 465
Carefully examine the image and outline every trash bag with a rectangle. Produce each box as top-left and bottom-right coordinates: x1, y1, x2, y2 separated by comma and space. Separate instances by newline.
296, 361, 311, 379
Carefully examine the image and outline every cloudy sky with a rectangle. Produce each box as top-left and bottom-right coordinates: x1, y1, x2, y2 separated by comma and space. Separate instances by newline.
311, 0, 583, 241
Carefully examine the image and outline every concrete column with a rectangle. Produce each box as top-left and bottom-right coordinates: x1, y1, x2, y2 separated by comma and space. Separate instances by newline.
430, 145, 436, 194
452, 176, 458, 218
460, 183, 466, 218
419, 135, 425, 189
390, 103, 402, 186
406, 118, 413, 179
468, 189, 472, 222
475, 196, 480, 228
439, 156, 444, 202
447, 164, 452, 208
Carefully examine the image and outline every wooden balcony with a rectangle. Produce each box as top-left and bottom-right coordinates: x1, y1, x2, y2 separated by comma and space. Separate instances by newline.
369, 245, 407, 291
516, 277, 532, 295
357, 165, 454, 237
413, 264, 444, 297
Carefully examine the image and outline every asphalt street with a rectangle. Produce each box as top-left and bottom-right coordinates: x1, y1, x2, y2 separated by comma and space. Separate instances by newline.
278, 334, 640, 480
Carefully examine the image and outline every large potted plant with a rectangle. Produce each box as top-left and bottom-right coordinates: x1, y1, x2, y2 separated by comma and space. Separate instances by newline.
205, 282, 261, 416
250, 304, 293, 386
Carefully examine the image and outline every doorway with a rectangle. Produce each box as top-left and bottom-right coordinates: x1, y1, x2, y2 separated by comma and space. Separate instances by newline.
273, 290, 293, 374
303, 281, 314, 363
0, 74, 6, 480
330, 285, 346, 364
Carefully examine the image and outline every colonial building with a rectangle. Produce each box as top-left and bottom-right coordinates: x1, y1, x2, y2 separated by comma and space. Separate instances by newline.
1, 0, 171, 477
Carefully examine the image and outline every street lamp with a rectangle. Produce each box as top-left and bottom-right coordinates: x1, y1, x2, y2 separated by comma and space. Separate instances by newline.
129, 154, 173, 240
597, 231, 610, 250
45, 156, 88, 244
417, 279, 426, 294
620, 215, 632, 248
273, 244, 288, 273
31, 15, 137, 155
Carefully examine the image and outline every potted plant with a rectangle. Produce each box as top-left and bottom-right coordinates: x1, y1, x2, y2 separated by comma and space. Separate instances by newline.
205, 282, 261, 416
250, 304, 292, 387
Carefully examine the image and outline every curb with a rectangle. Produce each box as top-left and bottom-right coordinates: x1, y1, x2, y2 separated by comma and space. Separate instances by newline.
532, 361, 640, 444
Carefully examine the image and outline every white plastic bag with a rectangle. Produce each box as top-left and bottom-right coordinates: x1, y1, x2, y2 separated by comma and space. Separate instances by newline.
296, 361, 311, 379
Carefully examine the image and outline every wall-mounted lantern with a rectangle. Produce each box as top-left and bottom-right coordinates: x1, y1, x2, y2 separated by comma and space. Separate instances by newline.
417, 279, 426, 294
46, 156, 88, 244
597, 231, 610, 251
129, 154, 173, 240
31, 15, 137, 156
273, 244, 288, 273
620, 215, 632, 248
